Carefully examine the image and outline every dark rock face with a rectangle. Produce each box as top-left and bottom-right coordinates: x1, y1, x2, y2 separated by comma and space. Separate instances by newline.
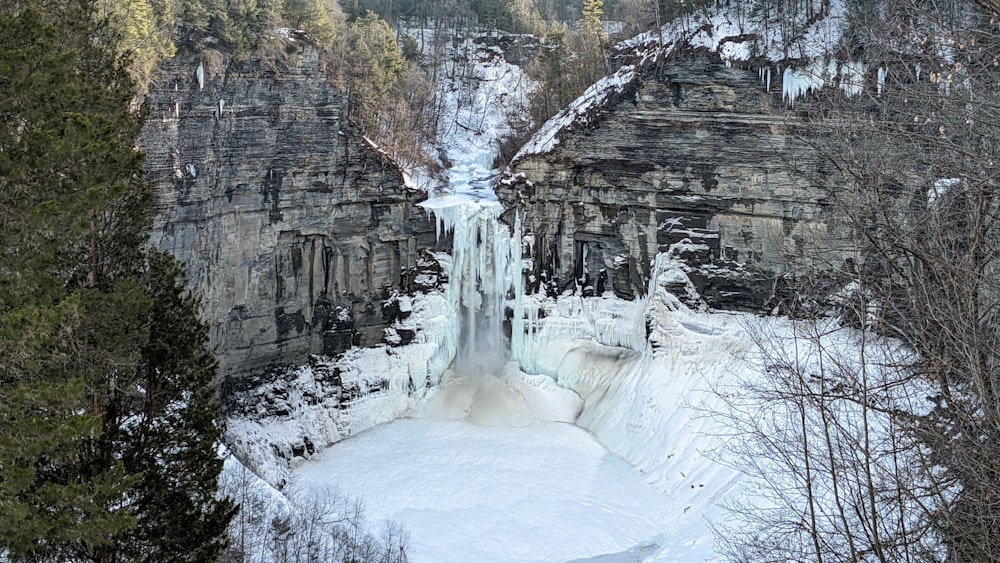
501, 52, 856, 310
142, 47, 437, 380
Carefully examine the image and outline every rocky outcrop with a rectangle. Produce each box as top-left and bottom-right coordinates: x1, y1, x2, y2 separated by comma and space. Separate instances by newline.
500, 51, 856, 309
141, 46, 438, 381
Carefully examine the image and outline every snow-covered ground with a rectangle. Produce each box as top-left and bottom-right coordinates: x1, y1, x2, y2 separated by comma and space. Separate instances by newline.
296, 418, 670, 562
295, 370, 677, 563
290, 267, 755, 561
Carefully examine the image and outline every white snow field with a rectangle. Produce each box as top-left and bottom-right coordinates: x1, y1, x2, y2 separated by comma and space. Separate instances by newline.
294, 358, 725, 563
295, 377, 676, 563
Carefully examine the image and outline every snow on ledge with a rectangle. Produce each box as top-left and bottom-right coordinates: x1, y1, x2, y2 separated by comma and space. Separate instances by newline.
512, 0, 852, 161
512, 31, 684, 162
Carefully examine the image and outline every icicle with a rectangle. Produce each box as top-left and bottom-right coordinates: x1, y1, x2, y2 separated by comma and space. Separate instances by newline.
423, 200, 515, 376
765, 67, 771, 93
174, 102, 180, 118
915, 62, 922, 82
196, 61, 205, 91
782, 66, 798, 106
877, 66, 887, 96
838, 61, 866, 97
216, 99, 225, 119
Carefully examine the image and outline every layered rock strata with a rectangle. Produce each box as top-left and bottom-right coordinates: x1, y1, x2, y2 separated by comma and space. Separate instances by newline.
141, 47, 437, 381
501, 52, 856, 309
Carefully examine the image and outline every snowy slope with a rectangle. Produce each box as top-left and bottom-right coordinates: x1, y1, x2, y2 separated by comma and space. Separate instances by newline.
401, 24, 537, 196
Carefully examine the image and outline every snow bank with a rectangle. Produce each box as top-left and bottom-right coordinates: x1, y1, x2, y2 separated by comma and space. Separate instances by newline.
507, 255, 751, 560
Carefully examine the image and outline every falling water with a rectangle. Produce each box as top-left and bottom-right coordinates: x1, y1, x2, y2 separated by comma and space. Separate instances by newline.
410, 23, 535, 380
422, 197, 518, 377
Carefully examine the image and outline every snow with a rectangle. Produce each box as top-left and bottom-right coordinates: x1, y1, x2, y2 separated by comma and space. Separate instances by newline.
513, 0, 863, 158
225, 291, 456, 485
399, 24, 536, 194
296, 417, 674, 563
282, 245, 754, 561
406, 26, 537, 375
929, 177, 960, 206
237, 238, 929, 561
513, 32, 670, 159
226, 13, 941, 563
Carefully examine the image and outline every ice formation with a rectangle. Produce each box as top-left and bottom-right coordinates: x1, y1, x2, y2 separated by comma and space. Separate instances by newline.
421, 198, 519, 376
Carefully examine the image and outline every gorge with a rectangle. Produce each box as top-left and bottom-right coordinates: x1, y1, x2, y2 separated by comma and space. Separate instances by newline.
140, 5, 941, 561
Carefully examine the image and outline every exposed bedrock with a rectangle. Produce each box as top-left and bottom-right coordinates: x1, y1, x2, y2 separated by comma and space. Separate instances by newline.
141, 46, 438, 382
501, 52, 857, 309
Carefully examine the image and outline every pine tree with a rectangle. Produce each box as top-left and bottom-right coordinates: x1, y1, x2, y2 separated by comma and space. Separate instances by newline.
282, 0, 341, 46
0, 0, 234, 559
344, 11, 408, 131
580, 0, 608, 41
108, 252, 236, 561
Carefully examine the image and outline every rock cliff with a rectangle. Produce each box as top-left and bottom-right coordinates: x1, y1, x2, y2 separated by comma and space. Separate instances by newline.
500, 51, 856, 309
141, 46, 437, 382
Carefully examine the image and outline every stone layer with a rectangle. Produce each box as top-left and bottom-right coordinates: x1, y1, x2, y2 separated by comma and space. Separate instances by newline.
502, 53, 855, 308
142, 47, 437, 380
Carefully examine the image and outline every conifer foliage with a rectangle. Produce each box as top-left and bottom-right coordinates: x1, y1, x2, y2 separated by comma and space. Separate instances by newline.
0, 0, 234, 560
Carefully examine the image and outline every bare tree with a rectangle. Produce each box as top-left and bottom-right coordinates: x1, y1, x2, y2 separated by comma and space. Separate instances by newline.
718, 0, 1000, 559
219, 468, 410, 563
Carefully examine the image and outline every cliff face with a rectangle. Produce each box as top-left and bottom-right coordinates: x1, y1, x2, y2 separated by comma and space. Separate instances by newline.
141, 47, 437, 381
501, 53, 855, 309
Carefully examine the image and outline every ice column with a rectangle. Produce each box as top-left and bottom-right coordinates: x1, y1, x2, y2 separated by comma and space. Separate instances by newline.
428, 200, 519, 376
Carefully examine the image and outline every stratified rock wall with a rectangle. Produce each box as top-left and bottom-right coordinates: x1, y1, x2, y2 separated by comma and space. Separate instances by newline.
142, 47, 436, 380
502, 53, 855, 309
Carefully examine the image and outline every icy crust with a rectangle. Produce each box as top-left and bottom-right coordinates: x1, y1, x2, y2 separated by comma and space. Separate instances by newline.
225, 291, 456, 486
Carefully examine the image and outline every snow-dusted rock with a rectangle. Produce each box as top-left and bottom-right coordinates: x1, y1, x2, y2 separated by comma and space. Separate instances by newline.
502, 53, 856, 309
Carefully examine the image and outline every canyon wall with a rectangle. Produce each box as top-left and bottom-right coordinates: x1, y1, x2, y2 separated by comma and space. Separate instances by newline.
141, 46, 437, 383
501, 52, 856, 309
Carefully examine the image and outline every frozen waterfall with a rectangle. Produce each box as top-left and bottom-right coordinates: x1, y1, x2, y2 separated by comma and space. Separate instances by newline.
422, 197, 519, 376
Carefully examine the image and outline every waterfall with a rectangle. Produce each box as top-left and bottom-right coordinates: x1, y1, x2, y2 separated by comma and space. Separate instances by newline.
407, 22, 537, 377
423, 198, 520, 376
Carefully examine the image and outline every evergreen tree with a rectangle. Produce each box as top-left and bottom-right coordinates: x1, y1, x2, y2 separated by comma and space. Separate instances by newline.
575, 0, 609, 84
283, 0, 341, 46
580, 0, 608, 40
96, 0, 179, 91
343, 10, 407, 131
0, 0, 234, 559
108, 252, 236, 561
